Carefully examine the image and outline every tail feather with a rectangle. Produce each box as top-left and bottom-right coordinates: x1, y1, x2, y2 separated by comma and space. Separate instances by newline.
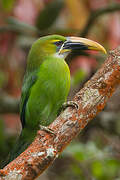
0, 131, 32, 168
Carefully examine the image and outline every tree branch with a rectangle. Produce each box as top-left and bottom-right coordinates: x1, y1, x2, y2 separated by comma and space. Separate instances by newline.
0, 47, 120, 180
80, 3, 120, 37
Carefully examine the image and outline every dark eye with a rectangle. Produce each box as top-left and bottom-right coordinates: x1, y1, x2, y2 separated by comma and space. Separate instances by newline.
54, 40, 63, 46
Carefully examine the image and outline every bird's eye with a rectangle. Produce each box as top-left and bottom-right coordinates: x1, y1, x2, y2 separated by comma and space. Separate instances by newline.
54, 40, 63, 47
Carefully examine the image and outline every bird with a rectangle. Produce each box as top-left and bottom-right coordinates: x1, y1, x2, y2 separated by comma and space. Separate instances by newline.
2, 35, 106, 167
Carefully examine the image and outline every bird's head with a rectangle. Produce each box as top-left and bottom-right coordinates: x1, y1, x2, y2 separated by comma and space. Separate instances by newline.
35, 34, 106, 57
28, 35, 106, 71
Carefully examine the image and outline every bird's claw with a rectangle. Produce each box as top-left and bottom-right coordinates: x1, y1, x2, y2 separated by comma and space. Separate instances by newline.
39, 125, 56, 136
58, 101, 79, 115
62, 101, 79, 110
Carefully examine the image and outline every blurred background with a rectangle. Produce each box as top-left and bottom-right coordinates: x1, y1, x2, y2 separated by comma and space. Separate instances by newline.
0, 0, 120, 179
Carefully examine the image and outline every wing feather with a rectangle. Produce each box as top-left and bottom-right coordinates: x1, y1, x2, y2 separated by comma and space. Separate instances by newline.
20, 74, 37, 128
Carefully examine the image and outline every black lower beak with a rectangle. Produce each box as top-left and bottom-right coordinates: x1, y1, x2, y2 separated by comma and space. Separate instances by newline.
63, 41, 89, 51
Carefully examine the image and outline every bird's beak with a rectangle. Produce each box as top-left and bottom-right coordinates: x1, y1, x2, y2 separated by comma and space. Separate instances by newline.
59, 36, 107, 54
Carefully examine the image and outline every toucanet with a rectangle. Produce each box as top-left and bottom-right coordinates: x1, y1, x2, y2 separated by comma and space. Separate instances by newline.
2, 35, 106, 167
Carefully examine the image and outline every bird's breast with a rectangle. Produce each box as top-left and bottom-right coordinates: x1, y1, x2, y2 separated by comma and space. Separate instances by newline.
26, 56, 70, 126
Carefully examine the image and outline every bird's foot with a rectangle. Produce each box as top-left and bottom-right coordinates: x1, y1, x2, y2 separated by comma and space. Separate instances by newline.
58, 101, 79, 115
39, 125, 55, 136
62, 101, 79, 110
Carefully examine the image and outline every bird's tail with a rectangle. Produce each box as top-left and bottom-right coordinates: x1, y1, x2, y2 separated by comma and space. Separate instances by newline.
0, 129, 33, 168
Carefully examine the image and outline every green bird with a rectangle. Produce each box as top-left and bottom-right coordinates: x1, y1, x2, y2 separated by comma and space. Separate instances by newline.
2, 35, 106, 167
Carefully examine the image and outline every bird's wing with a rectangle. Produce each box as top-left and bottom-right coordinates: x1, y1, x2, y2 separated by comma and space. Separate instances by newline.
20, 74, 37, 128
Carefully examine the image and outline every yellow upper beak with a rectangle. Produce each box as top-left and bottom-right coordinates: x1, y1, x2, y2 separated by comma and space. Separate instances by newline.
59, 36, 107, 54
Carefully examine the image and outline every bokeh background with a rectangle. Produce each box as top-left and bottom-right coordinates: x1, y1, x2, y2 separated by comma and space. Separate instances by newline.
0, 0, 120, 179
